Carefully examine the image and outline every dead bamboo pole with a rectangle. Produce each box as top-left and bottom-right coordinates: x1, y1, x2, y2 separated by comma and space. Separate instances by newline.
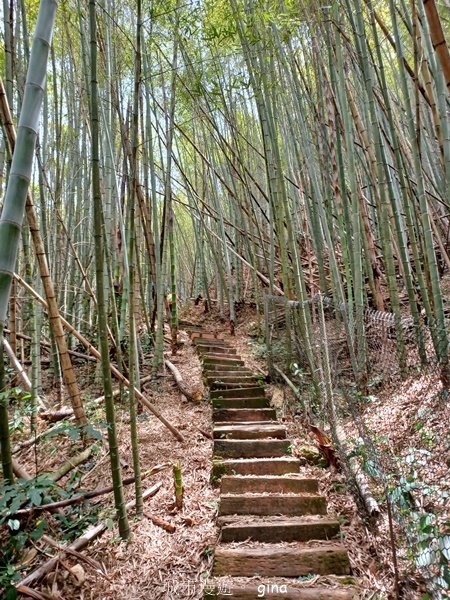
14, 274, 185, 443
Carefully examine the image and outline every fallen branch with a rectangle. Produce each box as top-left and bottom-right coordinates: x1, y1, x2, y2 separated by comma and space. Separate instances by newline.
17, 483, 162, 589
2, 337, 32, 391
335, 425, 380, 518
46, 446, 94, 482
197, 428, 212, 440
143, 510, 176, 533
15, 274, 185, 443
41, 535, 110, 581
164, 359, 202, 402
12, 457, 33, 480
4, 328, 97, 362
39, 408, 74, 423
91, 374, 153, 405
16, 585, 55, 600
2, 338, 48, 410
12, 375, 155, 456
11, 463, 171, 517
273, 366, 302, 399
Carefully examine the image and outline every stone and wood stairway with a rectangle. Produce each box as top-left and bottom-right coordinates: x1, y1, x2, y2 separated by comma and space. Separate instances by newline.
186, 326, 358, 599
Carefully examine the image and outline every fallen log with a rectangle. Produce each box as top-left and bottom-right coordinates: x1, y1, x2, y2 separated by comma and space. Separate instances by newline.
273, 366, 302, 400
15, 274, 185, 443
335, 424, 380, 518
164, 359, 202, 402
17, 483, 162, 589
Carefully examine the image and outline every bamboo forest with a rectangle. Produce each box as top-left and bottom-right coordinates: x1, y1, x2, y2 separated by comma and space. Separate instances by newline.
0, 0, 450, 598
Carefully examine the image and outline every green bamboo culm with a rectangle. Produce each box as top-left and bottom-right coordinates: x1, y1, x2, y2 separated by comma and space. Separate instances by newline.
173, 461, 183, 510
0, 0, 57, 322
128, 0, 143, 516
89, 0, 130, 540
0, 0, 57, 482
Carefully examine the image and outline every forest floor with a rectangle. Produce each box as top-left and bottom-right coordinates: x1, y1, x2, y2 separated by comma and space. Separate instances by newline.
5, 301, 448, 599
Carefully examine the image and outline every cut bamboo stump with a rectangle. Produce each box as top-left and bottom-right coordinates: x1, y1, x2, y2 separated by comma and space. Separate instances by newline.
188, 327, 357, 598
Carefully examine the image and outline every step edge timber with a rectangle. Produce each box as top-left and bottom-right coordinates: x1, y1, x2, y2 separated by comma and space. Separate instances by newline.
212, 543, 351, 577
210, 388, 266, 399
202, 353, 243, 358
219, 474, 318, 493
204, 365, 254, 372
213, 439, 291, 459
211, 457, 301, 482
194, 339, 230, 344
212, 401, 271, 410
206, 370, 257, 374
196, 346, 231, 352
204, 583, 358, 599
218, 493, 327, 516
214, 420, 278, 426
212, 411, 277, 423
213, 426, 286, 440
220, 517, 341, 543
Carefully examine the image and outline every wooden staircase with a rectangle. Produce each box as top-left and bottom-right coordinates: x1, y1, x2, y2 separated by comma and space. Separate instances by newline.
186, 327, 358, 599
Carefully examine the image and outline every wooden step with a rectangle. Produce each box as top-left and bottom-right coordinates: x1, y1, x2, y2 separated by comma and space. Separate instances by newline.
214, 439, 290, 459
194, 338, 230, 346
208, 377, 260, 388
206, 369, 255, 378
212, 397, 270, 409
219, 493, 327, 516
191, 332, 225, 341
207, 373, 258, 381
204, 582, 357, 599
204, 364, 253, 373
212, 458, 301, 480
202, 355, 245, 365
207, 370, 256, 378
198, 346, 237, 355
210, 382, 263, 392
219, 516, 340, 543
220, 475, 318, 494
210, 386, 266, 399
212, 543, 350, 577
215, 420, 277, 427
214, 424, 286, 440
213, 408, 277, 422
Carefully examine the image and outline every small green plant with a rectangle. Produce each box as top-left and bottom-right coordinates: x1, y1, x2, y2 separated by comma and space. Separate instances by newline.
389, 448, 450, 594
1, 388, 33, 435
0, 475, 101, 595
44, 421, 103, 442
